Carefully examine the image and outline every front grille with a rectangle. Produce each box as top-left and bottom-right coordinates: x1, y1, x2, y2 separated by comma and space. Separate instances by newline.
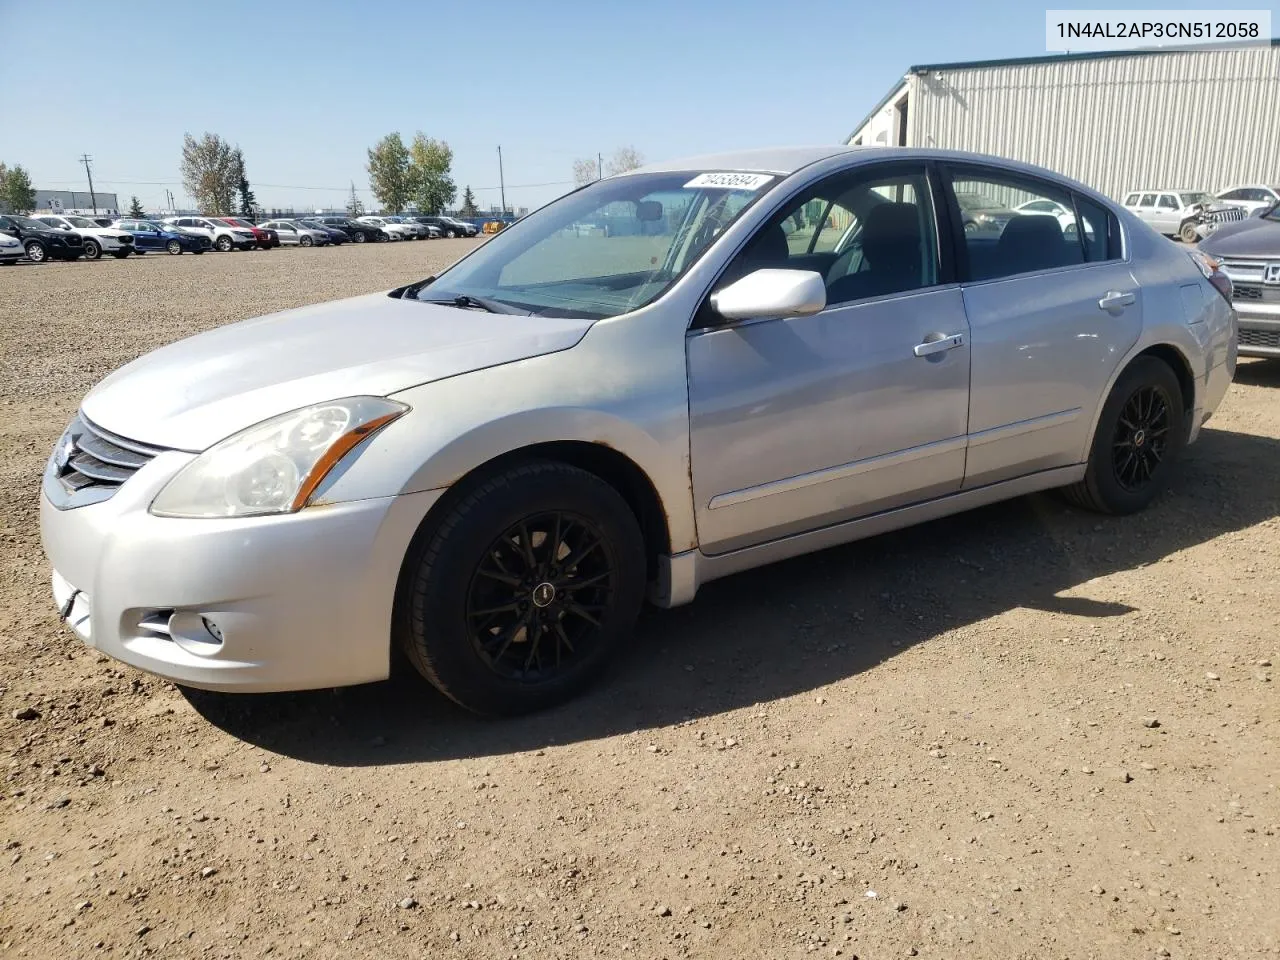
119, 234, 133, 244
1240, 328, 1280, 349
53, 415, 166, 499
1221, 258, 1273, 284
1207, 206, 1246, 223
1232, 284, 1280, 303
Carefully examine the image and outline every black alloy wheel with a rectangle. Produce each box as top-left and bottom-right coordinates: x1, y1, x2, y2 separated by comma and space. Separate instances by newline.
1111, 385, 1171, 492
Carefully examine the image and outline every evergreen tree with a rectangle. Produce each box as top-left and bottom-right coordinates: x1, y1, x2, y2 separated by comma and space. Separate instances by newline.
128, 195, 145, 218
459, 186, 479, 218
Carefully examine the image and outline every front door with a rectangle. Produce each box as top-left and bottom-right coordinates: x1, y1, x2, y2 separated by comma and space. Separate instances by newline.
940, 163, 1142, 488
687, 162, 971, 555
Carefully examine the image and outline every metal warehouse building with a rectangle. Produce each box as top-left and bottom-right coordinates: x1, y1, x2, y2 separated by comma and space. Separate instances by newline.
847, 41, 1280, 201
33, 190, 120, 216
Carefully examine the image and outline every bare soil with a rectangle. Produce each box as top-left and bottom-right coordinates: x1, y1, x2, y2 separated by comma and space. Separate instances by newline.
1, 242, 1277, 960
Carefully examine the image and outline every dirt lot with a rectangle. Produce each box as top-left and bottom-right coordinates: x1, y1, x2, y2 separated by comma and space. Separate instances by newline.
1, 242, 1277, 960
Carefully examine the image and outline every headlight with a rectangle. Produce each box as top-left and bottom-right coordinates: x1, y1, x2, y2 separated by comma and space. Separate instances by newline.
150, 397, 408, 519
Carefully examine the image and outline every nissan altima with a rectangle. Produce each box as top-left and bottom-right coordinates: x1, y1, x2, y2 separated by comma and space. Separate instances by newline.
40, 146, 1237, 715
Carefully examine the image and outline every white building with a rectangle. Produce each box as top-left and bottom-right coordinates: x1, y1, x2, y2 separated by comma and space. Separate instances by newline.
847, 42, 1280, 201
33, 189, 120, 216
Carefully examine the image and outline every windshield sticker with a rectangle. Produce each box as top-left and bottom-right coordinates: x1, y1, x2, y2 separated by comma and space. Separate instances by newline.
683, 172, 774, 191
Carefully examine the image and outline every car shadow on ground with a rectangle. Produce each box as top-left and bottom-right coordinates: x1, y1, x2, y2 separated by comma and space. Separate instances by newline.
1232, 358, 1280, 388
182, 425, 1280, 766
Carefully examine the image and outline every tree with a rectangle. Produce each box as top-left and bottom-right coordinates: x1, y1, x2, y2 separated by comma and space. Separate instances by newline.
345, 181, 364, 218
232, 148, 257, 217
0, 163, 36, 214
180, 132, 239, 214
128, 195, 145, 218
459, 185, 478, 218
407, 134, 456, 214
366, 132, 412, 213
572, 157, 598, 186
605, 146, 643, 177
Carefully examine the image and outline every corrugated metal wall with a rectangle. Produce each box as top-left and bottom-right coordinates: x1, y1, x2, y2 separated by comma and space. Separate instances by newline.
908, 47, 1280, 200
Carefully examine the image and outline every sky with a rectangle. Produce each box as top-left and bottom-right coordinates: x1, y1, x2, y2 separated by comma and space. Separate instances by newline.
1, 0, 1275, 213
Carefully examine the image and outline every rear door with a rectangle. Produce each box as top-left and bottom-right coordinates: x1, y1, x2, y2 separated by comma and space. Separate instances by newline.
940, 163, 1141, 488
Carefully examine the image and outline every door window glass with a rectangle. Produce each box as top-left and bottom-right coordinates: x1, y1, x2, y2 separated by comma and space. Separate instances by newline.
1071, 195, 1121, 263
945, 166, 1085, 281
1158, 195, 1178, 209
719, 165, 939, 308
1138, 194, 1155, 207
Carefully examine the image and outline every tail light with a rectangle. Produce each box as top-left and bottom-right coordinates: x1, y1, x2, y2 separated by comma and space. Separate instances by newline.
1189, 250, 1233, 303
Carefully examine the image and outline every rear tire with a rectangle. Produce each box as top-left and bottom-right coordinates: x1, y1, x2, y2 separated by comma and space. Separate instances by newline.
167, 240, 183, 255
353, 231, 366, 243
397, 461, 646, 716
1062, 356, 1186, 515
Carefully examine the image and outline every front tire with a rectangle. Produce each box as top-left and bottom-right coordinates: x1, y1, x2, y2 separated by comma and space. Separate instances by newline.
82, 239, 102, 260
299, 235, 313, 247
1063, 356, 1186, 515
113, 249, 131, 258
397, 461, 646, 716
215, 235, 233, 252
1179, 220, 1199, 244
24, 240, 48, 263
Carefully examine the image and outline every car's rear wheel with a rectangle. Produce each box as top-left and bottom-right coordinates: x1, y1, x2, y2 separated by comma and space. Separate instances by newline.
352, 231, 367, 243
24, 241, 48, 263
1179, 220, 1199, 244
167, 240, 182, 255
82, 239, 102, 260
397, 461, 646, 716
446, 228, 457, 238
1063, 356, 1186, 515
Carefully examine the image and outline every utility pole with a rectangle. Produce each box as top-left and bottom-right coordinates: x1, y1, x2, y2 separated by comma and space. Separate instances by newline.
497, 145, 506, 215
78, 154, 98, 215
597, 152, 603, 180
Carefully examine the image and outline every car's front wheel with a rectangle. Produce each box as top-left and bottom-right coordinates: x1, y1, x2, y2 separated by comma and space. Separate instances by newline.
299, 235, 313, 247
1064, 356, 1186, 515
112, 249, 131, 258
215, 236, 233, 252
82, 239, 102, 260
24, 240, 48, 263
1179, 220, 1199, 244
398, 461, 646, 716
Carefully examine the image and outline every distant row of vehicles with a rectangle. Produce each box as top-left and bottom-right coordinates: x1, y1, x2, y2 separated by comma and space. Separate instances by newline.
0, 211, 481, 263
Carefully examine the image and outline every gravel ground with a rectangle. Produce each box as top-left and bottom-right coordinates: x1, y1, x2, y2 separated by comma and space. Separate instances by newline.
1, 242, 1278, 960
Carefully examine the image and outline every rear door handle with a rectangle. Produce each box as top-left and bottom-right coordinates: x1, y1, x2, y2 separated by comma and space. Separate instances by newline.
913, 333, 966, 357
1098, 290, 1137, 311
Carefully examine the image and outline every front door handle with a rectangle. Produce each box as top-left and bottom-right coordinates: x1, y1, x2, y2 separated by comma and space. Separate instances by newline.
1098, 290, 1137, 312
913, 333, 966, 357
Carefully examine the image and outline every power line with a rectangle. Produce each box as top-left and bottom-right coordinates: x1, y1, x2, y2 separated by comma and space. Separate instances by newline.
38, 176, 576, 193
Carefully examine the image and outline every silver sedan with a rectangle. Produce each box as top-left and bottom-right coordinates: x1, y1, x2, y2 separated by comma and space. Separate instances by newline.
260, 219, 330, 247
40, 146, 1237, 715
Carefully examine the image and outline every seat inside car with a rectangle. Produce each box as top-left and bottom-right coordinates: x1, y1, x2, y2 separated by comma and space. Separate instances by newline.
825, 202, 923, 303
970, 213, 1082, 280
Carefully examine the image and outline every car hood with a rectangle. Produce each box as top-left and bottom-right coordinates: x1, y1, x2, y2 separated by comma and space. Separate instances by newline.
81, 292, 595, 450
85, 228, 131, 239
1199, 217, 1280, 257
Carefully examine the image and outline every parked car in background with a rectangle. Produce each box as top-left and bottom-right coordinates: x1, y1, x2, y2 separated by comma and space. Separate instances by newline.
259, 219, 331, 246
218, 217, 279, 249
34, 214, 135, 260
163, 216, 255, 252
0, 214, 85, 262
955, 191, 1018, 237
297, 219, 350, 244
1214, 184, 1280, 217
113, 219, 210, 255
437, 215, 479, 237
382, 215, 429, 239
400, 215, 442, 238
1013, 197, 1080, 235
158, 217, 216, 247
91, 217, 115, 228
1121, 189, 1245, 242
357, 215, 411, 240
38, 146, 1236, 716
1199, 202, 1280, 358
0, 230, 23, 264
311, 216, 385, 243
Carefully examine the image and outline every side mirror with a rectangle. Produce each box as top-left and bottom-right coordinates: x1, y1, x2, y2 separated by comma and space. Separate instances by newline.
709, 269, 827, 322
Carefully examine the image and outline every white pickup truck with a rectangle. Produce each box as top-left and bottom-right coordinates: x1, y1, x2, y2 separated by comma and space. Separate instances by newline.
1121, 189, 1245, 243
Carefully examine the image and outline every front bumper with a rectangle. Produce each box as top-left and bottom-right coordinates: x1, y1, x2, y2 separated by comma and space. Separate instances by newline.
1231, 304, 1280, 357
40, 454, 442, 692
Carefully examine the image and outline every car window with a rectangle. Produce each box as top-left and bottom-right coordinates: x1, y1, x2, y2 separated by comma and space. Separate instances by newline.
1071, 194, 1121, 263
1138, 193, 1155, 207
1158, 195, 1178, 209
1220, 189, 1243, 200
719, 163, 938, 308
1123, 193, 1139, 206
944, 165, 1085, 281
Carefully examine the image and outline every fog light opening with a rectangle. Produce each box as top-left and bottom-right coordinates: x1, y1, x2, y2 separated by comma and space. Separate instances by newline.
201, 617, 224, 643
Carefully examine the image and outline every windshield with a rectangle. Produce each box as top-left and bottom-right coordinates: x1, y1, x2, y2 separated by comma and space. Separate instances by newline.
64, 216, 97, 228
224, 218, 253, 228
10, 216, 46, 230
414, 170, 774, 319
1180, 193, 1213, 206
